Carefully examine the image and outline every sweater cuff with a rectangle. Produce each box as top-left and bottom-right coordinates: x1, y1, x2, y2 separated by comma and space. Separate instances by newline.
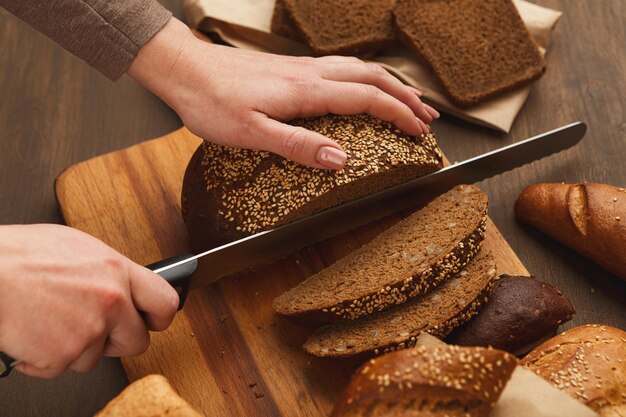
1, 0, 173, 80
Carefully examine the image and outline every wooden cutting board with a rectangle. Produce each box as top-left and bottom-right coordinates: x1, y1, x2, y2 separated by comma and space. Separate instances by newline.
55, 127, 528, 416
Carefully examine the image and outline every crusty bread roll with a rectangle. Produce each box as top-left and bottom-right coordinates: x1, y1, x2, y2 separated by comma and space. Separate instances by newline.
331, 344, 517, 417
94, 374, 203, 417
520, 324, 626, 417
515, 183, 626, 281
448, 275, 575, 356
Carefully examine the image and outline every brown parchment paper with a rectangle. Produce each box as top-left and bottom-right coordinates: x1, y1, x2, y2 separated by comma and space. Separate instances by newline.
415, 333, 599, 417
183, 0, 562, 133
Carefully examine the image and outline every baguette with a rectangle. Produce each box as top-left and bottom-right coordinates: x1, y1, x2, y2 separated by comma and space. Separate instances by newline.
515, 183, 626, 281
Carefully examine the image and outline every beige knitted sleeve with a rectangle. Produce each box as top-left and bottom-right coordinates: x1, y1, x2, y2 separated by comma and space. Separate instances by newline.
0, 0, 172, 80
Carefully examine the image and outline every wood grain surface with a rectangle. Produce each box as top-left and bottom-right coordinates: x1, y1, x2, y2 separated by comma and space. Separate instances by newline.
0, 0, 624, 416
54, 127, 528, 417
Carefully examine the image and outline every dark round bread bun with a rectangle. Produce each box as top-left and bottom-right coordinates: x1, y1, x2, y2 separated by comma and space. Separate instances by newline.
447, 275, 575, 355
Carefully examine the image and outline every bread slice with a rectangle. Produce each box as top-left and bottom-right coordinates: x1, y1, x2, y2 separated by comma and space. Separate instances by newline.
270, 0, 303, 41
282, 0, 397, 55
393, 0, 546, 107
331, 344, 517, 417
182, 114, 443, 251
95, 374, 203, 417
273, 184, 488, 323
303, 250, 497, 357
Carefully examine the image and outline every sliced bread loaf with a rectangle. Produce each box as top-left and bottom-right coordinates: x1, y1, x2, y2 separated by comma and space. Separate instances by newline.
282, 0, 397, 55
393, 0, 546, 106
303, 250, 497, 358
330, 344, 517, 417
182, 114, 443, 251
270, 0, 303, 41
273, 184, 488, 324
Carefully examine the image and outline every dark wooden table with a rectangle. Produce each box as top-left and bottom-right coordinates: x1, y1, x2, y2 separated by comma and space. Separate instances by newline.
0, 1, 624, 416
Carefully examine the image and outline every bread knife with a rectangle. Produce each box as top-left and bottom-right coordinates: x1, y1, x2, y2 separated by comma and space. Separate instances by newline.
149, 121, 586, 309
0, 122, 586, 377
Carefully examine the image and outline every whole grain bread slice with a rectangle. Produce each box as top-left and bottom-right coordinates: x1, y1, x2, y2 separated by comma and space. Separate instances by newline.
393, 0, 546, 107
270, 0, 303, 41
303, 250, 497, 358
282, 0, 397, 55
273, 185, 488, 324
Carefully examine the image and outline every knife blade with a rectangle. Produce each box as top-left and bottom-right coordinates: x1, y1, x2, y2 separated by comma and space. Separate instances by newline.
149, 122, 586, 308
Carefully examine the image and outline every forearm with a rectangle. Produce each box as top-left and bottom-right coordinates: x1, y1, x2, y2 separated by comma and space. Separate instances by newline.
0, 0, 172, 80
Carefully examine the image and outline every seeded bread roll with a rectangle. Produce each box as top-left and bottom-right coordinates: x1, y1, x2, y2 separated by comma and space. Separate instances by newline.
393, 0, 546, 107
282, 0, 397, 55
182, 114, 443, 252
520, 324, 626, 417
95, 374, 202, 417
448, 275, 575, 355
274, 184, 488, 323
331, 344, 517, 417
515, 183, 626, 282
304, 250, 497, 358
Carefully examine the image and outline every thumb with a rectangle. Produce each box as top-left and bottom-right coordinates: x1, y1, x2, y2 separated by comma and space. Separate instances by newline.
256, 117, 347, 170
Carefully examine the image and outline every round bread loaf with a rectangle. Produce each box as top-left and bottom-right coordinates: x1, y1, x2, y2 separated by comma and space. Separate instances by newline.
447, 275, 575, 355
182, 114, 443, 251
520, 324, 626, 417
331, 344, 517, 417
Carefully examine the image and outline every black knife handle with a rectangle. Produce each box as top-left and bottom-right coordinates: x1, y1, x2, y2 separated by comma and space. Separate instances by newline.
0, 256, 197, 378
146, 254, 197, 310
0, 352, 17, 378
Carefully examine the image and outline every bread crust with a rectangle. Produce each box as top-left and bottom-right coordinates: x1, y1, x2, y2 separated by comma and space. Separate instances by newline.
520, 324, 626, 417
274, 214, 488, 324
182, 114, 443, 252
303, 250, 498, 358
515, 183, 626, 281
331, 344, 517, 417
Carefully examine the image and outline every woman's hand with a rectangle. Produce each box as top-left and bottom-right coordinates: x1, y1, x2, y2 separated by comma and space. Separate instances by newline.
128, 18, 439, 170
0, 224, 179, 379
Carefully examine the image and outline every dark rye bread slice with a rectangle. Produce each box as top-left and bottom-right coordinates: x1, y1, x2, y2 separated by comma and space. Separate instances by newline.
282, 0, 397, 55
270, 0, 303, 41
182, 114, 443, 251
274, 185, 488, 323
393, 0, 546, 107
303, 250, 497, 358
